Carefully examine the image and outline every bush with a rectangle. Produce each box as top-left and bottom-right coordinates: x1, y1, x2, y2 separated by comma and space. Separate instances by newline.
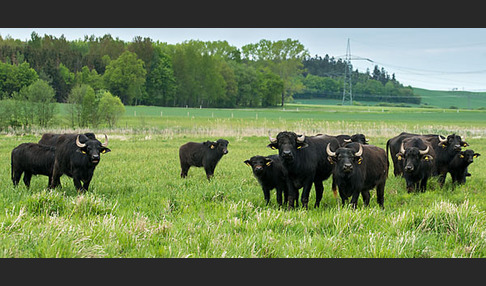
98, 91, 125, 127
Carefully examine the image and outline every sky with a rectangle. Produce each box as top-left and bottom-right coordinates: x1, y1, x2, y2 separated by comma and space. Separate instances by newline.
2, 28, 486, 92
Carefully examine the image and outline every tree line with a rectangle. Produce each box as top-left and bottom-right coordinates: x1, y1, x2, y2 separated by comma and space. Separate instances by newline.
0, 32, 419, 113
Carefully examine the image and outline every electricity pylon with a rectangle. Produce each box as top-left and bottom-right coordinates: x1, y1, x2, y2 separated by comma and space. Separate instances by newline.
342, 38, 353, 105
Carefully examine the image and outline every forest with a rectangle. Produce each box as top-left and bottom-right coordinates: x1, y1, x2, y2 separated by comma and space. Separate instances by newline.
0, 32, 419, 110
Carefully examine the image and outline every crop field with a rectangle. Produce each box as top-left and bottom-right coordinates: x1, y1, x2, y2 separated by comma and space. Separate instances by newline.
1, 104, 486, 257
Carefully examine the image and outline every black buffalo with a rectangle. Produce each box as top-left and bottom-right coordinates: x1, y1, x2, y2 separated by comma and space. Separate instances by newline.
179, 139, 229, 181
387, 132, 468, 185
268, 131, 340, 209
327, 142, 388, 209
49, 133, 111, 191
448, 149, 480, 185
11, 143, 56, 188
244, 155, 290, 207
396, 136, 435, 193
39, 132, 96, 146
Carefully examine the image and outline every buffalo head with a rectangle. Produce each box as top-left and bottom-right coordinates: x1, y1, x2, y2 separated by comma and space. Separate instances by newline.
244, 155, 272, 175
268, 131, 308, 161
76, 134, 111, 165
396, 143, 432, 173
204, 139, 229, 155
326, 143, 363, 173
438, 134, 468, 152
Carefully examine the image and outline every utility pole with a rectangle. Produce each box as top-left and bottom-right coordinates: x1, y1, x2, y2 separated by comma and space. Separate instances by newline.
342, 38, 353, 105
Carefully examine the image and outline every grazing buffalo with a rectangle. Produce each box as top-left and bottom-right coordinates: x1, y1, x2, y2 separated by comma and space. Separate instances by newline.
49, 133, 110, 191
448, 149, 480, 185
244, 155, 290, 207
327, 142, 388, 209
11, 143, 56, 188
396, 137, 435, 193
179, 139, 229, 181
268, 131, 340, 209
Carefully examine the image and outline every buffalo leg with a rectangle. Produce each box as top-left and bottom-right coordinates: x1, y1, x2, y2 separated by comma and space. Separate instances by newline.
361, 189, 371, 207
420, 177, 428, 192
438, 173, 446, 187
275, 187, 283, 207
204, 165, 215, 181
350, 192, 360, 209
376, 182, 385, 209
12, 169, 22, 186
180, 163, 190, 178
263, 187, 271, 205
314, 180, 324, 208
300, 180, 314, 209
23, 172, 32, 188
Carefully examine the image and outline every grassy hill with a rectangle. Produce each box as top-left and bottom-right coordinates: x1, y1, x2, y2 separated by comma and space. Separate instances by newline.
412, 88, 486, 109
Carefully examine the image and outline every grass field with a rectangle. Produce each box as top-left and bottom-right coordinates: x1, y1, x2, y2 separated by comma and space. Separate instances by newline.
1, 104, 486, 257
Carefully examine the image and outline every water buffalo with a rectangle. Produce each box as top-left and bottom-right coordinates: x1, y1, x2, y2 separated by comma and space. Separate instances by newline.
396, 137, 435, 193
11, 143, 56, 188
49, 133, 110, 192
448, 149, 480, 185
327, 142, 388, 209
244, 154, 290, 207
179, 139, 229, 181
268, 131, 340, 209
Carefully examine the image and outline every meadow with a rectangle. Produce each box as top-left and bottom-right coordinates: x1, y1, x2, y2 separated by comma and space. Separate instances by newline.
1, 104, 485, 257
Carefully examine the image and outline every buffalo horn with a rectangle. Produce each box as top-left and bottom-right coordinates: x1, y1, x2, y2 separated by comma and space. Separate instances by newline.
343, 139, 352, 143
438, 135, 447, 145
268, 132, 277, 144
297, 133, 305, 143
419, 145, 429, 155
400, 142, 406, 154
76, 135, 86, 148
102, 134, 109, 147
326, 143, 336, 157
355, 144, 363, 157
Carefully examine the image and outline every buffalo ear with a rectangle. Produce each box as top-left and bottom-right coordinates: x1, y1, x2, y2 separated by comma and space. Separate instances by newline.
462, 141, 469, 147
327, 156, 336, 165
297, 142, 309, 149
101, 147, 111, 154
265, 158, 273, 166
474, 153, 481, 158
355, 156, 363, 165
267, 143, 278, 150
422, 155, 433, 161
244, 160, 251, 167
396, 153, 403, 161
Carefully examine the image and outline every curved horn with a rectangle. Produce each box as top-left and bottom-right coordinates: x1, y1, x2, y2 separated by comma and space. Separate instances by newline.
400, 142, 406, 154
438, 135, 447, 145
343, 138, 352, 143
268, 131, 277, 144
76, 135, 86, 148
326, 143, 336, 157
355, 144, 363, 157
419, 145, 429, 155
102, 134, 108, 147
297, 133, 305, 143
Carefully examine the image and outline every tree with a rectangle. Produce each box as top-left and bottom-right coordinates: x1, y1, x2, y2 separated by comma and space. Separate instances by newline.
144, 46, 176, 106
242, 38, 309, 106
103, 50, 147, 105
67, 84, 94, 127
98, 90, 125, 127
19, 79, 57, 127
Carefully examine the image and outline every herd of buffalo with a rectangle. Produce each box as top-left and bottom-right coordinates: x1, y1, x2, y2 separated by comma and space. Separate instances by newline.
10, 131, 480, 210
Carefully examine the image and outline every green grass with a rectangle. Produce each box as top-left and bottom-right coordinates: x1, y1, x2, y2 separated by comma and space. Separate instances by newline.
1, 104, 486, 257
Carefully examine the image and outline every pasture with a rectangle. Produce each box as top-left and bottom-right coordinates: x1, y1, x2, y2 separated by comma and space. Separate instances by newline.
1, 104, 486, 257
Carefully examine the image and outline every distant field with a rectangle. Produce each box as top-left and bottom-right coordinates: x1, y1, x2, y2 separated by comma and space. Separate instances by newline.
292, 88, 486, 110
2, 104, 486, 257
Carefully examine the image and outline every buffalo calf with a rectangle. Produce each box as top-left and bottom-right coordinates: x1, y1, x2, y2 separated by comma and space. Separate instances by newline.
244, 155, 290, 206
11, 143, 56, 188
179, 139, 229, 181
448, 149, 480, 185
